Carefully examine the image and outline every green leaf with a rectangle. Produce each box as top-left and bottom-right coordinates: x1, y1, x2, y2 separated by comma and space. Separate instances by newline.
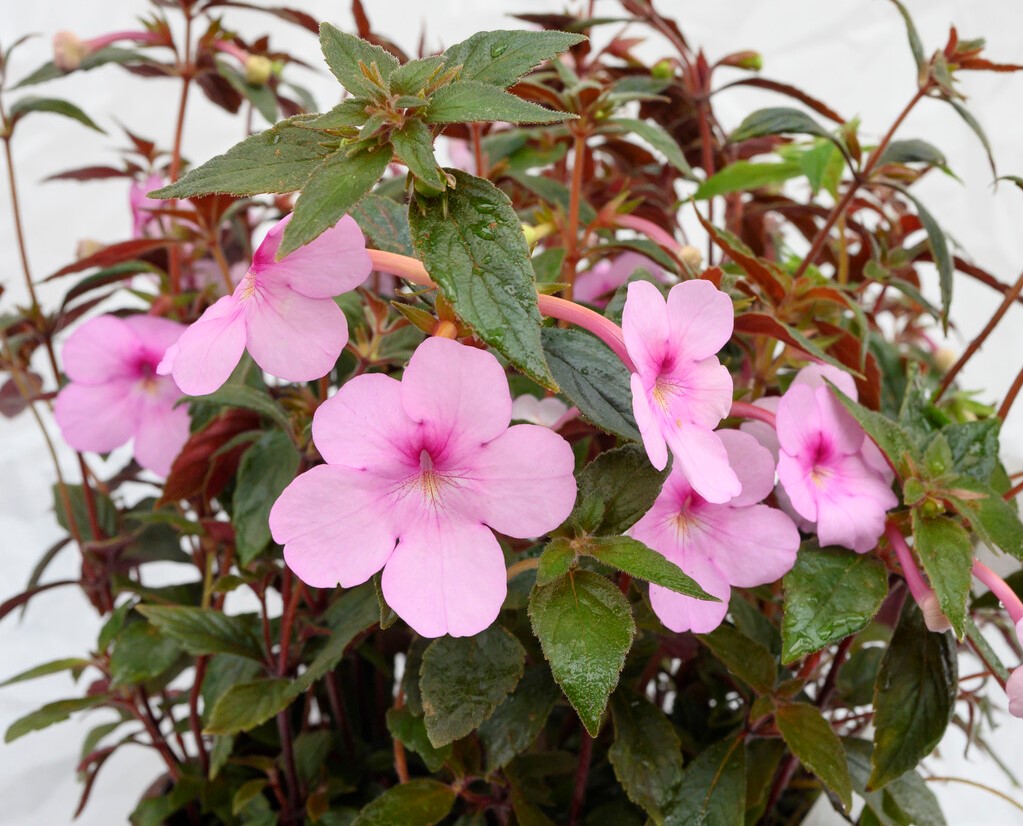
391, 55, 446, 95
730, 107, 836, 144
319, 23, 400, 98
294, 583, 379, 691
204, 678, 293, 735
479, 665, 561, 773
409, 169, 555, 388
892, 184, 953, 329
9, 96, 103, 132
232, 779, 268, 816
0, 657, 91, 687
302, 98, 371, 131
827, 382, 916, 476
52, 483, 118, 542
694, 160, 802, 199
152, 116, 335, 198
888, 0, 926, 72
5, 695, 106, 743
943, 419, 1000, 483
607, 117, 694, 177
946, 476, 1023, 560
781, 544, 889, 664
216, 60, 277, 124
424, 81, 573, 124
608, 692, 684, 825
846, 738, 947, 826
386, 707, 452, 773
279, 143, 392, 257
911, 511, 972, 638
187, 382, 294, 429
875, 139, 948, 169
745, 739, 787, 824
350, 192, 414, 256
583, 536, 713, 600
109, 621, 183, 686
529, 570, 635, 736
233, 431, 300, 564
775, 702, 853, 811
541, 327, 638, 440
798, 140, 838, 195
665, 736, 746, 826
352, 779, 456, 826
948, 100, 996, 178
536, 538, 576, 586
698, 624, 776, 693
869, 601, 957, 790
135, 605, 263, 660
573, 444, 667, 535
201, 654, 261, 725
441, 30, 586, 88
419, 625, 526, 747
391, 119, 446, 189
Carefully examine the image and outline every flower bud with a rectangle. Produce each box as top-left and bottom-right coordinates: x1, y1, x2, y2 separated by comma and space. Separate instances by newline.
651, 59, 675, 80
76, 239, 105, 259
678, 245, 703, 270
920, 592, 952, 633
934, 346, 957, 373
245, 54, 273, 86
721, 51, 763, 71
53, 31, 88, 71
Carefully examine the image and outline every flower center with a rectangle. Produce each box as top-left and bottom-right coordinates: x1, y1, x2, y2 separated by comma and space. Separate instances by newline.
405, 448, 452, 507
651, 375, 680, 411
134, 355, 163, 395
238, 271, 259, 301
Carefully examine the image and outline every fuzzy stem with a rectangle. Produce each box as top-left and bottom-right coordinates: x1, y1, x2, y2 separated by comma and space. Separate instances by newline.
972, 559, 1023, 625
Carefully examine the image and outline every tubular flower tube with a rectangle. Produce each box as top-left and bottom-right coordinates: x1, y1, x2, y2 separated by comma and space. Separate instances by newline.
269, 337, 577, 638
628, 429, 800, 633
884, 523, 950, 633
158, 213, 371, 395
622, 279, 740, 503
53, 30, 164, 71
54, 314, 189, 476
972, 559, 1023, 718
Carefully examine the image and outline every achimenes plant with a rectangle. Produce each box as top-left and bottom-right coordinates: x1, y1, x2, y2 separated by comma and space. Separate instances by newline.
3, 0, 1023, 823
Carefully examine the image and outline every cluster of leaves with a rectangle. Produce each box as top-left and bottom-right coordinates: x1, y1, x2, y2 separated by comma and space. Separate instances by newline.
3, 1, 1023, 825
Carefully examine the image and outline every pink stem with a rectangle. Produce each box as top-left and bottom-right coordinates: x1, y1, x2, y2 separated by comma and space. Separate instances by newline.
885, 523, 933, 606
366, 249, 636, 371
973, 559, 1023, 625
729, 400, 776, 428
213, 40, 250, 64
85, 30, 163, 51
614, 213, 683, 257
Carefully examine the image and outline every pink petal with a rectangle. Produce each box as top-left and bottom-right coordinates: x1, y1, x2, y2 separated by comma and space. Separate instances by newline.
400, 337, 512, 455
462, 424, 577, 538
815, 386, 865, 455
382, 516, 507, 638
739, 396, 781, 461
1007, 667, 1023, 718
622, 280, 671, 377
693, 504, 800, 587
632, 373, 669, 471
665, 279, 734, 361
793, 363, 857, 400
252, 213, 371, 299
776, 451, 820, 523
718, 429, 776, 507
133, 395, 190, 476
661, 357, 734, 429
649, 551, 730, 634
62, 315, 141, 384
775, 384, 823, 458
159, 295, 247, 396
122, 315, 186, 362
243, 279, 349, 382
664, 424, 741, 504
312, 372, 418, 472
574, 253, 664, 306
861, 437, 895, 484
270, 464, 399, 588
53, 380, 138, 453
813, 453, 897, 553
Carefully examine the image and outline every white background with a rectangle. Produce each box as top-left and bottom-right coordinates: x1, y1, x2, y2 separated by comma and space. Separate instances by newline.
2, 1, 1023, 823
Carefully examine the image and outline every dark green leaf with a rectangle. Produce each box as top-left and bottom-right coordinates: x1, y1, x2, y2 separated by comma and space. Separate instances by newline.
827, 382, 916, 476
152, 116, 335, 198
279, 143, 391, 257
573, 444, 667, 535
419, 625, 526, 747
294, 583, 379, 691
0, 657, 90, 687
319, 23, 400, 98
5, 695, 106, 743
135, 605, 263, 660
911, 511, 972, 638
875, 139, 947, 169
888, 0, 926, 72
352, 779, 456, 826
98, 601, 132, 654
232, 779, 268, 816
9, 96, 103, 132
608, 692, 684, 824
949, 100, 996, 178
536, 538, 576, 586
946, 476, 1023, 560
584, 536, 713, 600
541, 327, 638, 440
846, 738, 947, 826
109, 622, 182, 686
944, 419, 1000, 483
869, 601, 957, 790
233, 431, 300, 564
893, 184, 953, 329
699, 624, 776, 693
730, 107, 835, 144
529, 570, 635, 736
204, 678, 293, 735
410, 169, 555, 388
216, 60, 277, 124
775, 702, 853, 811
745, 739, 786, 823
391, 118, 446, 189
350, 192, 414, 256
781, 545, 889, 663
302, 99, 371, 131
606, 117, 693, 177
424, 81, 573, 124
201, 654, 261, 724
694, 160, 801, 199
532, 247, 565, 284
386, 707, 452, 772
479, 666, 561, 773
391, 55, 446, 95
441, 30, 586, 88
509, 172, 598, 224
52, 483, 118, 542
665, 736, 746, 826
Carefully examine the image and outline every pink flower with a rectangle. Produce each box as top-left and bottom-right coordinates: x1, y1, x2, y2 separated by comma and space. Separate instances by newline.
269, 337, 578, 638
131, 173, 167, 238
575, 252, 668, 307
623, 279, 740, 503
54, 314, 189, 476
775, 364, 897, 553
158, 213, 371, 395
628, 429, 800, 633
1007, 667, 1023, 718
511, 395, 575, 429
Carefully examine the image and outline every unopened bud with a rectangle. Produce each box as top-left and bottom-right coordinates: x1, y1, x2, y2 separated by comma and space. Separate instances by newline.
245, 54, 273, 86
920, 592, 952, 633
721, 51, 763, 72
54, 31, 88, 71
678, 245, 702, 271
934, 346, 957, 373
76, 239, 105, 259
651, 59, 675, 80
432, 320, 458, 340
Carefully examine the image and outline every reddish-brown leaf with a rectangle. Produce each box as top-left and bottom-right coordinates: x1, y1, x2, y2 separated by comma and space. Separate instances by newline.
46, 239, 178, 280
695, 209, 789, 303
160, 410, 261, 504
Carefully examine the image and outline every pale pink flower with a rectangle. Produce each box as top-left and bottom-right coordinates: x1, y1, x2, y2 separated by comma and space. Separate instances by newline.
158, 213, 371, 395
131, 173, 167, 238
54, 314, 189, 476
511, 395, 575, 429
628, 429, 800, 633
574, 252, 668, 307
623, 279, 740, 503
775, 364, 897, 553
1007, 668, 1023, 718
269, 337, 577, 638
